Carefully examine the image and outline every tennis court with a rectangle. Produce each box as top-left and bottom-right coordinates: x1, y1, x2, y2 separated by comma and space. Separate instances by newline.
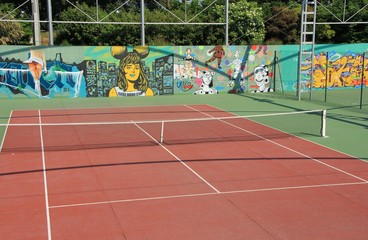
1, 104, 368, 240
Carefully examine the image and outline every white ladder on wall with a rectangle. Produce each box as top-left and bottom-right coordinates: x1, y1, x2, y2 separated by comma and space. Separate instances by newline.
298, 0, 317, 100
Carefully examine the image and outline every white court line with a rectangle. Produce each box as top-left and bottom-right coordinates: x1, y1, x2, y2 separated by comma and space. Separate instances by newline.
0, 110, 13, 152
47, 105, 368, 210
205, 104, 366, 162
49, 181, 368, 209
38, 110, 52, 240
185, 105, 368, 183
133, 122, 220, 193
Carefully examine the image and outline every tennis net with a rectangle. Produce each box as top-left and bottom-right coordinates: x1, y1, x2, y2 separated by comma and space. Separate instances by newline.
0, 109, 327, 153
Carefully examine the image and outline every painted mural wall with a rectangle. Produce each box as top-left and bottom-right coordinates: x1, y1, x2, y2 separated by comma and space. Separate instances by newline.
0, 44, 367, 98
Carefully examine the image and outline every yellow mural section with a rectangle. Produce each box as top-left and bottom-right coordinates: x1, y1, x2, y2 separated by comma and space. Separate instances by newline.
303, 52, 367, 88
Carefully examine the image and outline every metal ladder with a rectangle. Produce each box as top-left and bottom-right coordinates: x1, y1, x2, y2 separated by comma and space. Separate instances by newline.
298, 0, 317, 100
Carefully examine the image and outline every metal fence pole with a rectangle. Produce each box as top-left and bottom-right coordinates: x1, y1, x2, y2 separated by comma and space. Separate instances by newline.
47, 0, 54, 46
360, 52, 365, 109
273, 51, 277, 92
225, 0, 229, 45
325, 52, 328, 102
31, 0, 41, 46
141, 0, 145, 46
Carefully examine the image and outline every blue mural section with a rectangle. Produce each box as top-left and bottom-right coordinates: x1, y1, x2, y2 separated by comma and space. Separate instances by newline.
0, 44, 367, 98
0, 50, 85, 98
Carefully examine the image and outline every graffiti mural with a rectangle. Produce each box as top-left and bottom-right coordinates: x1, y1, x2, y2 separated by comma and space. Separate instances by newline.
0, 44, 367, 99
0, 50, 84, 98
301, 51, 368, 90
154, 54, 174, 95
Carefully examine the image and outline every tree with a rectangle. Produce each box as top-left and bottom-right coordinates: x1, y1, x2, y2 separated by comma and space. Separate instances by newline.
3, 0, 368, 45
315, 0, 368, 43
0, 4, 27, 44
0, 19, 25, 45
144, 0, 225, 45
265, 5, 300, 44
315, 24, 336, 43
55, 3, 105, 45
212, 0, 266, 45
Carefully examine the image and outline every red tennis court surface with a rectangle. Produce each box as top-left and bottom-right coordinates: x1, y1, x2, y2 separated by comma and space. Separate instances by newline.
1, 104, 367, 240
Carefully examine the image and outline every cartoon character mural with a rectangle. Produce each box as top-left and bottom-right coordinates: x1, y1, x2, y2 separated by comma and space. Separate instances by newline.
174, 47, 197, 93
182, 47, 197, 79
109, 46, 153, 97
228, 50, 246, 92
194, 70, 218, 94
251, 64, 274, 93
255, 45, 268, 55
205, 45, 225, 69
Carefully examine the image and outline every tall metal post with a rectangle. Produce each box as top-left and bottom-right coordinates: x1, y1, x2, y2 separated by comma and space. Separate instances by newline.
360, 52, 365, 109
225, 0, 229, 45
47, 0, 54, 46
273, 51, 277, 92
141, 0, 145, 46
31, 0, 41, 46
324, 52, 328, 102
96, 0, 99, 21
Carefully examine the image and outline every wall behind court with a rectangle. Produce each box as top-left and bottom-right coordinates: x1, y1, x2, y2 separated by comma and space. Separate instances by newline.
0, 44, 367, 98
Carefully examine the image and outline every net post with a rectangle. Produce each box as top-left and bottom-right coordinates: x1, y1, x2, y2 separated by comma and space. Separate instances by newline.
160, 121, 165, 143
321, 109, 327, 137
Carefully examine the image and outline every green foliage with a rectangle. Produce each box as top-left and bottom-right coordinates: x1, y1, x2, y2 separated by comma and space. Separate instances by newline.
214, 0, 266, 45
0, 19, 25, 45
2, 0, 368, 45
265, 5, 300, 44
315, 0, 368, 43
315, 24, 336, 43
0, 3, 27, 44
55, 3, 109, 45
52, 0, 267, 45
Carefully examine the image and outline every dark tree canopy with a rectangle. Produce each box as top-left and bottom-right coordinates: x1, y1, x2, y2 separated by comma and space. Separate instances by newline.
1, 0, 367, 45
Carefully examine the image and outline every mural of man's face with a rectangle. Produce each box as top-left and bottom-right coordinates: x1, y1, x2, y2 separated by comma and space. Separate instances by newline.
124, 63, 140, 81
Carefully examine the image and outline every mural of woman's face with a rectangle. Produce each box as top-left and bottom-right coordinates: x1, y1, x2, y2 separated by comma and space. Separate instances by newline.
124, 63, 140, 81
